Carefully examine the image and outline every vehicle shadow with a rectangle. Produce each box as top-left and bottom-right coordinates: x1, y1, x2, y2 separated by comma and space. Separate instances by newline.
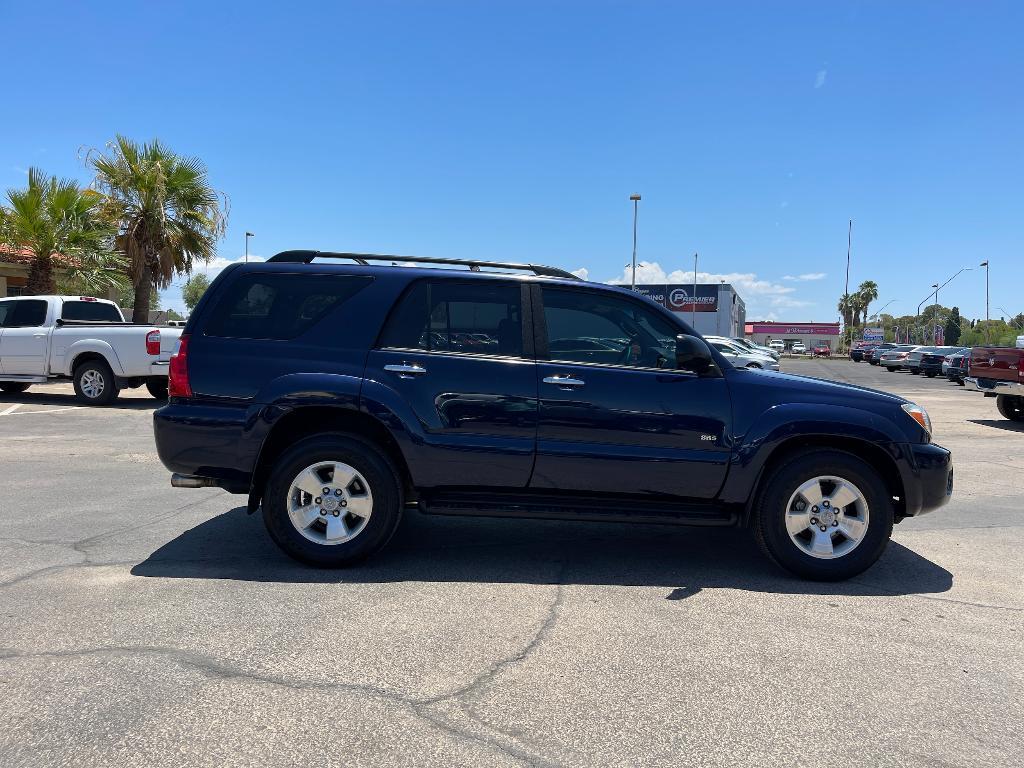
131, 506, 953, 598
967, 419, 1024, 433
0, 390, 160, 411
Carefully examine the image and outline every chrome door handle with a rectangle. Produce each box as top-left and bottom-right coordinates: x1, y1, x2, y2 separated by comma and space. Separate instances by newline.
543, 375, 584, 388
384, 363, 427, 378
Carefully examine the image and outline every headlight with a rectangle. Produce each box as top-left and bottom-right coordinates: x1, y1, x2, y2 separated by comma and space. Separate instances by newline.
901, 403, 932, 437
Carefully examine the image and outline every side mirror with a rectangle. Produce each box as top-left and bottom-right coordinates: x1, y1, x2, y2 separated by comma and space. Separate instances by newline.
676, 334, 713, 374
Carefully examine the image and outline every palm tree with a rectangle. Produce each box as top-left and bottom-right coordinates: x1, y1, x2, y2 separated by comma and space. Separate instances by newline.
1, 168, 125, 295
91, 136, 227, 322
837, 293, 855, 329
857, 280, 879, 325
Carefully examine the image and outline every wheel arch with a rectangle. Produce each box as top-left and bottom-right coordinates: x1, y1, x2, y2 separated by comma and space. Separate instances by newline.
248, 405, 414, 513
740, 436, 906, 527
67, 343, 122, 377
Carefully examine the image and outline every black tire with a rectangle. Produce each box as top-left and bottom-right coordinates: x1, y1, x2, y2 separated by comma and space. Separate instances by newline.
753, 449, 894, 581
263, 434, 403, 567
145, 378, 168, 400
997, 395, 1024, 422
72, 359, 119, 405
926, 371, 937, 378
0, 383, 31, 394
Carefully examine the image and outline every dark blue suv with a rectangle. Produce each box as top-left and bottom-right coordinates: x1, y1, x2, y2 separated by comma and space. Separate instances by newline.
154, 251, 953, 580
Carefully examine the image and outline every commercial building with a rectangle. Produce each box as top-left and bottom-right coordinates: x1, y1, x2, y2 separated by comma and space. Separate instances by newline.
631, 283, 746, 337
744, 321, 841, 352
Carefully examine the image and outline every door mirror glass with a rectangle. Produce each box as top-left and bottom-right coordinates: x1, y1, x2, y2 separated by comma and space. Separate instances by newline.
676, 334, 713, 374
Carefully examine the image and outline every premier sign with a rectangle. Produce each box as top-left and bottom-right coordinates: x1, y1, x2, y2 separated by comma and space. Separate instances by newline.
633, 284, 719, 313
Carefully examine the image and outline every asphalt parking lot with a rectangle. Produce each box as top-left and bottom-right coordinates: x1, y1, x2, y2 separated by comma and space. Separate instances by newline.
1, 360, 1022, 767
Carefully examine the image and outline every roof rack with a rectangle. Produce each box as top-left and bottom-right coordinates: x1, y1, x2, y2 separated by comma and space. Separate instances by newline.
266, 250, 580, 280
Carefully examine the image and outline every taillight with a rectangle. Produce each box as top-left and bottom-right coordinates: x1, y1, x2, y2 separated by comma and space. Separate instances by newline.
168, 335, 192, 398
145, 330, 161, 356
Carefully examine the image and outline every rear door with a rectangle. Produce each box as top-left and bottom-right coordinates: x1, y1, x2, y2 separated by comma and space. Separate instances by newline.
365, 278, 538, 488
530, 285, 732, 500
0, 299, 51, 374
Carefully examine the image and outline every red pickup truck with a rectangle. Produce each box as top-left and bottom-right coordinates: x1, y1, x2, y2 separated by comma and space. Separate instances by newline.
965, 340, 1024, 421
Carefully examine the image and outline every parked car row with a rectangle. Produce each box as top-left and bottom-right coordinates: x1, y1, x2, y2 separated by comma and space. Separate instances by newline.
857, 336, 1024, 423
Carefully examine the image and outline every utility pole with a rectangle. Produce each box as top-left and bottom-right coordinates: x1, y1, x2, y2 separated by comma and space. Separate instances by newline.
629, 195, 641, 289
245, 231, 254, 263
980, 260, 990, 342
692, 252, 698, 328
843, 219, 852, 351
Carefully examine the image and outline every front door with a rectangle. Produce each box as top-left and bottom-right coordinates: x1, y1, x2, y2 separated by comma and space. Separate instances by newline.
530, 285, 732, 500
0, 299, 50, 375
364, 278, 538, 489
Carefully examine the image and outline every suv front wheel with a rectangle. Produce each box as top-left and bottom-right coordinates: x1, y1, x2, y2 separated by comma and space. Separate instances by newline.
263, 434, 403, 567
754, 449, 893, 580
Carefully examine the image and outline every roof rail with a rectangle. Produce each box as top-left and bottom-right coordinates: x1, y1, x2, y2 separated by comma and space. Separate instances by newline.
266, 250, 580, 280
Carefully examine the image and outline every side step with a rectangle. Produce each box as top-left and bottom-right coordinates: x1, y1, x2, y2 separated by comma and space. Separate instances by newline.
419, 490, 736, 527
0, 375, 48, 383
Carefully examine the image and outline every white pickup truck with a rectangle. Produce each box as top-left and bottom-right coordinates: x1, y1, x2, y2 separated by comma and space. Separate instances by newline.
0, 295, 183, 405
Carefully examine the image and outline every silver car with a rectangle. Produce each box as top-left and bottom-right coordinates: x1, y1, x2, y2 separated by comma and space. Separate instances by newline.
706, 338, 780, 370
731, 337, 781, 360
878, 345, 920, 371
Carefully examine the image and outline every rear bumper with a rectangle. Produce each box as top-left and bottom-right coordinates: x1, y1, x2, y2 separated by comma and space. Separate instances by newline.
149, 361, 170, 376
899, 442, 953, 517
965, 377, 1024, 395
153, 401, 258, 492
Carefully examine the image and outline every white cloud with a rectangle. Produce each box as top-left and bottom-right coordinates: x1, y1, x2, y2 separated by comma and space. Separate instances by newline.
782, 272, 827, 281
814, 69, 827, 89
606, 260, 816, 319
571, 267, 589, 280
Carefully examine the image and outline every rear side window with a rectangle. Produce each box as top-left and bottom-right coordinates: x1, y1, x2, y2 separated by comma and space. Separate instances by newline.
204, 274, 371, 340
379, 280, 523, 357
0, 300, 12, 327
5, 300, 48, 328
61, 301, 122, 322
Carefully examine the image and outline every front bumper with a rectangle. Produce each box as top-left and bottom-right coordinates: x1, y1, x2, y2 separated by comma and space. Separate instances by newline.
965, 377, 1024, 396
899, 442, 953, 517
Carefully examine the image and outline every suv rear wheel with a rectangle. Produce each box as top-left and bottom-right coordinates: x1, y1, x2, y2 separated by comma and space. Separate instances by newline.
263, 434, 403, 567
754, 449, 893, 580
72, 359, 119, 405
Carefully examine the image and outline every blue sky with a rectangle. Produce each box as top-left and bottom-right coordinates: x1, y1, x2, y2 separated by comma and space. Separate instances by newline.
2, 1, 1021, 321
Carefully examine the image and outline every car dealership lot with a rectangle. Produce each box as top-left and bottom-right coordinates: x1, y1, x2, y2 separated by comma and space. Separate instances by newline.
1, 365, 1022, 767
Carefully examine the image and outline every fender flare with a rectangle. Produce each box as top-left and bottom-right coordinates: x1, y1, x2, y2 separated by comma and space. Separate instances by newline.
64, 339, 124, 377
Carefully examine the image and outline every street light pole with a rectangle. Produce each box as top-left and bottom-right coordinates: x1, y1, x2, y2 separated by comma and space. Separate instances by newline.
245, 231, 254, 263
980, 260, 990, 342
692, 252, 698, 328
629, 195, 641, 290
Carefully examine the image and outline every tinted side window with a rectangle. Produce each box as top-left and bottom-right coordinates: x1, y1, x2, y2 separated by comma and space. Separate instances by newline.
204, 274, 372, 340
379, 280, 523, 357
541, 288, 679, 369
7, 300, 48, 328
0, 300, 12, 327
61, 301, 123, 322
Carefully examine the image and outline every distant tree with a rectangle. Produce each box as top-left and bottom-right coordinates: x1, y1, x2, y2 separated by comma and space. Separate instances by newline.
944, 306, 962, 346
837, 294, 855, 329
91, 136, 227, 322
1, 168, 126, 294
166, 308, 185, 321
857, 280, 879, 325
118, 283, 159, 311
182, 273, 210, 312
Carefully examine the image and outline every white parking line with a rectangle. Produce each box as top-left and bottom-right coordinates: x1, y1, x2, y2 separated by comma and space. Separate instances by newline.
1, 406, 77, 416
0, 404, 21, 416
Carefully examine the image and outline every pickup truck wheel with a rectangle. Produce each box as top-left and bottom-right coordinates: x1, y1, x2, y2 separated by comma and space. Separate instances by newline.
0, 383, 31, 394
145, 378, 168, 400
72, 360, 119, 406
263, 434, 403, 567
754, 450, 893, 581
997, 395, 1024, 422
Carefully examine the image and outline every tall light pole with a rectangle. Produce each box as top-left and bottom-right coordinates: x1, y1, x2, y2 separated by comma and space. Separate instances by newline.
871, 299, 897, 320
245, 231, 254, 263
980, 260, 990, 342
925, 267, 973, 342
629, 195, 641, 289
842, 219, 852, 350
692, 252, 698, 328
